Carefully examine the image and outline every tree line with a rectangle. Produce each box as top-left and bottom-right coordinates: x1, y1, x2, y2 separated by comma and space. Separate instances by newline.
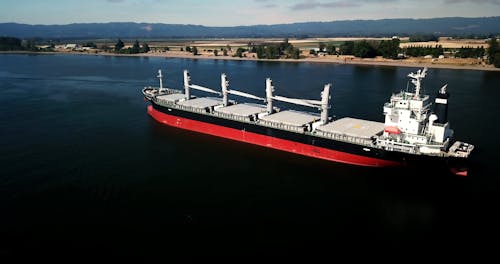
336, 39, 403, 59
253, 39, 301, 59
408, 35, 439, 42
404, 45, 444, 58
488, 38, 500, 68
0, 37, 49, 52
114, 39, 150, 54
454, 46, 485, 58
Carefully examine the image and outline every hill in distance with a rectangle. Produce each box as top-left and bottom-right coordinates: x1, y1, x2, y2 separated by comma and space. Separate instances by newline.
0, 17, 499, 39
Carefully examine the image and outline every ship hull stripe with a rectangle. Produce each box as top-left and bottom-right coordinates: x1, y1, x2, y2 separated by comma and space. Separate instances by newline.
148, 105, 402, 167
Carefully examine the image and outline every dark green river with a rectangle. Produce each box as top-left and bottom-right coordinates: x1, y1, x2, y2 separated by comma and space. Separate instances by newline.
1, 54, 498, 259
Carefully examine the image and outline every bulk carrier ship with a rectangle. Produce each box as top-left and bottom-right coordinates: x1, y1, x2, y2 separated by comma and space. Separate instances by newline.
143, 67, 474, 176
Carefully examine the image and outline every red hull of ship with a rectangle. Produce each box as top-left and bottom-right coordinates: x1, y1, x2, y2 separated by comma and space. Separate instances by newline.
148, 105, 402, 167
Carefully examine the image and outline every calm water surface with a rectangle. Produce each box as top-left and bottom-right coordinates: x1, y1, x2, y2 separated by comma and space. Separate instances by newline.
0, 54, 498, 258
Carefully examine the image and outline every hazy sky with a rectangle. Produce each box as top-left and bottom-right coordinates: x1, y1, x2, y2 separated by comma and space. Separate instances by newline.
1, 0, 499, 26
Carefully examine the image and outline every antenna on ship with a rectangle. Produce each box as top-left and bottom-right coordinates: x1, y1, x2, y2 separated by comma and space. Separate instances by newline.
408, 67, 427, 99
221, 73, 229, 106
266, 78, 274, 114
440, 84, 448, 94
320, 83, 332, 125
183, 70, 191, 99
157, 69, 164, 92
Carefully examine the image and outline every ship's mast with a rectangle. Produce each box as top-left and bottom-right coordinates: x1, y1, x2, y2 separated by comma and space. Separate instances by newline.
265, 78, 332, 119
320, 83, 331, 125
157, 69, 164, 92
266, 78, 274, 114
407, 67, 427, 98
183, 70, 191, 99
221, 73, 229, 106
220, 73, 265, 104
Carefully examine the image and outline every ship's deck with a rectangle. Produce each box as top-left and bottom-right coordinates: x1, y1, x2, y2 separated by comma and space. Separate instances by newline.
177, 97, 222, 109
157, 93, 186, 103
317, 117, 384, 139
260, 110, 320, 127
215, 103, 267, 117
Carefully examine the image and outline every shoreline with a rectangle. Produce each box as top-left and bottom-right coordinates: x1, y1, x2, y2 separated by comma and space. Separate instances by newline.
2, 50, 499, 72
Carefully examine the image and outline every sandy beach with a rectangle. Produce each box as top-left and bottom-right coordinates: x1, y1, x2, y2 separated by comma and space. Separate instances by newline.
3, 50, 499, 72
82, 50, 500, 72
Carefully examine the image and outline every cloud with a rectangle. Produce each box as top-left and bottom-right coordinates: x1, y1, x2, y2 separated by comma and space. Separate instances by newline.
290, 0, 397, 10
254, 0, 278, 8
142, 25, 153, 31
444, 0, 500, 4
107, 0, 125, 3
290, 1, 358, 10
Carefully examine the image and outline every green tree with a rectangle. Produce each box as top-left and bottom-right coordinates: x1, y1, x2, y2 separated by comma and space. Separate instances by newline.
487, 38, 498, 64
0, 37, 23, 51
185, 46, 192, 52
291, 48, 300, 59
326, 44, 336, 55
475, 47, 485, 58
409, 35, 438, 42
353, 40, 376, 58
192, 46, 198, 55
83, 42, 97, 48
141, 43, 150, 53
265, 45, 280, 59
494, 53, 500, 68
431, 45, 444, 58
214, 49, 218, 56
235, 47, 245, 58
405, 45, 443, 58
115, 39, 124, 51
255, 45, 281, 59
340, 41, 354, 55
284, 45, 295, 58
223, 49, 228, 56
22, 39, 39, 51
455, 46, 485, 58
255, 46, 264, 59
279, 38, 291, 54
131, 40, 140, 53
378, 39, 400, 59
318, 43, 326, 52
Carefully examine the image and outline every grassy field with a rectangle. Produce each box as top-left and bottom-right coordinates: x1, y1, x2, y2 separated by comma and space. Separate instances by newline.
93, 37, 488, 52
42, 37, 497, 71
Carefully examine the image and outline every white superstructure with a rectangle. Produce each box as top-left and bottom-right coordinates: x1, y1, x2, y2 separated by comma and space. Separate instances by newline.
377, 68, 455, 154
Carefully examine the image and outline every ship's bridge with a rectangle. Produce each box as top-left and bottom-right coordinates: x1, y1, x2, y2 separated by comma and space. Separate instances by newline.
386, 92, 430, 111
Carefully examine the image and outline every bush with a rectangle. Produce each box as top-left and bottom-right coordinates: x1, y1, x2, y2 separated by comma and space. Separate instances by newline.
353, 40, 376, 58
378, 39, 400, 59
494, 53, 500, 68
409, 35, 438, 42
0, 37, 23, 51
340, 41, 354, 55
